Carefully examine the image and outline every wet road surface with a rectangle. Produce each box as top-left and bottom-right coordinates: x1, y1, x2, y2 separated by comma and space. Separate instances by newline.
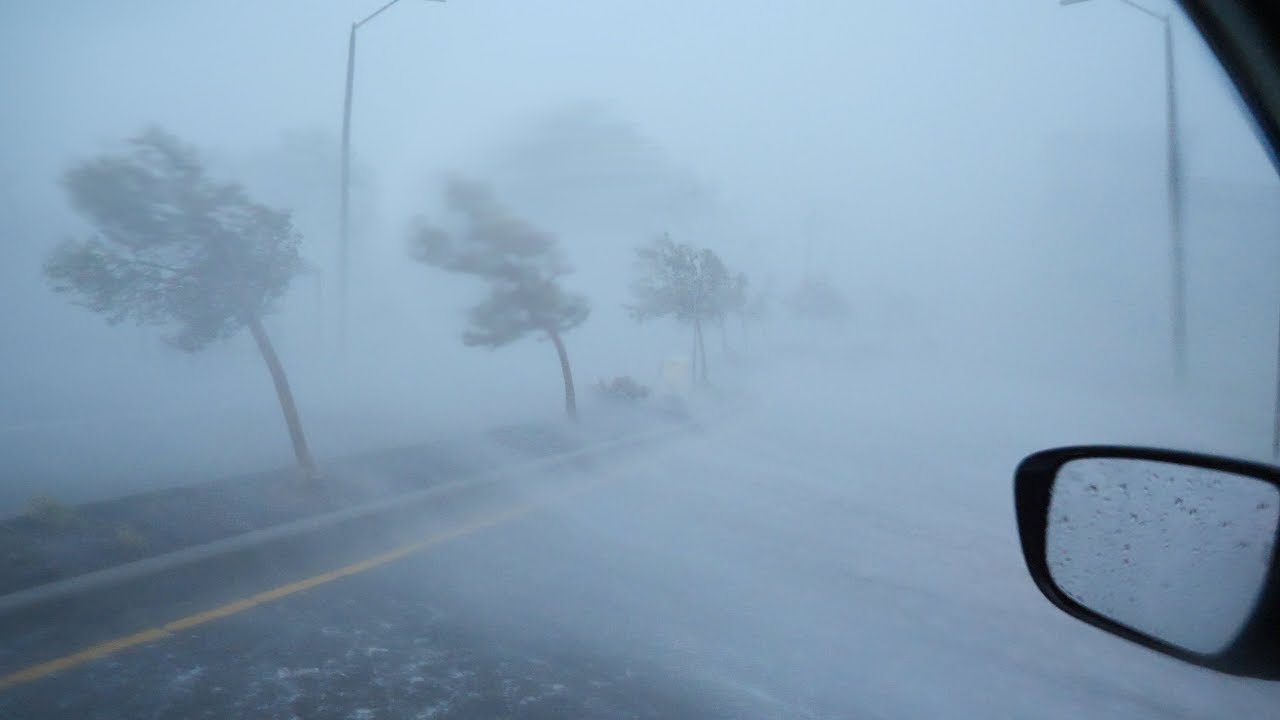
3, 417, 1278, 719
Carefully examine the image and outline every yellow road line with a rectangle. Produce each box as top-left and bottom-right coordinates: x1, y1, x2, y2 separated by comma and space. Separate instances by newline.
0, 488, 578, 692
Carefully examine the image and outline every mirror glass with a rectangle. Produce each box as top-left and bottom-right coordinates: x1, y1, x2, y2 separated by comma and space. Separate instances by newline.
1046, 457, 1280, 655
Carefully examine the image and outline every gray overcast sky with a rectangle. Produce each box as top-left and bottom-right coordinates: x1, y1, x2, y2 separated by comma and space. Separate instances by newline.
11, 13, 1280, 720
2, 0, 1278, 435
2, 0, 1271, 208
1, 1, 1270, 295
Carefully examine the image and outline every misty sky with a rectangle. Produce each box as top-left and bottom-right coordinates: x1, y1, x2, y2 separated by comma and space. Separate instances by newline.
3, 0, 1280, 503
8, 7, 1280, 716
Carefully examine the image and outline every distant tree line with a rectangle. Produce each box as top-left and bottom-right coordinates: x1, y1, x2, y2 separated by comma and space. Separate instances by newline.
44, 126, 844, 479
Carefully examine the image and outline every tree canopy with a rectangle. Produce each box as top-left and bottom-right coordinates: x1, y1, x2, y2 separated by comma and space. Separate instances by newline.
627, 234, 730, 326
410, 178, 589, 418
628, 234, 734, 383
46, 128, 305, 351
44, 127, 316, 474
411, 179, 589, 346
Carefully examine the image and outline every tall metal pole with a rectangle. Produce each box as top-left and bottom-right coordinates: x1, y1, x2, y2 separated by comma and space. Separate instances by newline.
335, 0, 442, 350
1272, 305, 1280, 459
338, 23, 357, 349
1164, 17, 1188, 383
1062, 0, 1189, 383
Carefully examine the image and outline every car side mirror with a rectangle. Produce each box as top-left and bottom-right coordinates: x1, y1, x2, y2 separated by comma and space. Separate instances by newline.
1014, 446, 1280, 679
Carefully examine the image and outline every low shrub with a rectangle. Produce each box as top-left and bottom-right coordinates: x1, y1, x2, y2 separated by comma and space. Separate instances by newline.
28, 495, 76, 529
112, 523, 147, 551
593, 376, 651, 403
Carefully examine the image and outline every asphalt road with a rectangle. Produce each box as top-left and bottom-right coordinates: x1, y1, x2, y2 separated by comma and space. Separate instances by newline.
3, 411, 1279, 719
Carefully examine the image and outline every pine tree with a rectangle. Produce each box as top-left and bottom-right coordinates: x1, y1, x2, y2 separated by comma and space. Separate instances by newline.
410, 179, 589, 419
46, 128, 317, 476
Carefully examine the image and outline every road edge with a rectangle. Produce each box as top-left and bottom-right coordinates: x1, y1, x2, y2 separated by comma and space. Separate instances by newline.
0, 425, 683, 618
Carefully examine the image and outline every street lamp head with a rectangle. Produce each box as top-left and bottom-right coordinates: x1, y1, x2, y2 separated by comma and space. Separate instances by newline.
357, 0, 444, 29
1060, 0, 1168, 20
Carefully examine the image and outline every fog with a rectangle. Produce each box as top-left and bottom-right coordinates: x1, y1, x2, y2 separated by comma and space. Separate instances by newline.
2, 0, 1280, 714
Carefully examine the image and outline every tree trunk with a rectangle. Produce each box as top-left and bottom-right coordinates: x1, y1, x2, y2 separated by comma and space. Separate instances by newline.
690, 322, 700, 387
695, 317, 709, 385
247, 315, 318, 477
547, 327, 578, 421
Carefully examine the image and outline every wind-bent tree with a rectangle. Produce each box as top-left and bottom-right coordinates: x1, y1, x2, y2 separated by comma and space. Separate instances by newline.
45, 128, 317, 476
788, 275, 851, 322
411, 179, 589, 420
720, 271, 749, 353
627, 234, 729, 385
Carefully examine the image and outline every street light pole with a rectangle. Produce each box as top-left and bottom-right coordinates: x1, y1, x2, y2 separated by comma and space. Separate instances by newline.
337, 0, 444, 348
1163, 16, 1188, 382
1062, 0, 1188, 383
339, 22, 357, 348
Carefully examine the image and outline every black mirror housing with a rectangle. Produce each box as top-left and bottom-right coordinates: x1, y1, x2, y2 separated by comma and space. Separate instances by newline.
1015, 445, 1280, 679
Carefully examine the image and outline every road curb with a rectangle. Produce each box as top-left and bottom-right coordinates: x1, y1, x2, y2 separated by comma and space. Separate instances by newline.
0, 426, 681, 619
